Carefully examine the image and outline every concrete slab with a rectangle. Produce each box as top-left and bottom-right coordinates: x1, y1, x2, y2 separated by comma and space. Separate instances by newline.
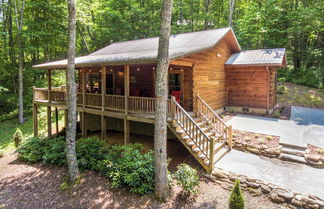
216, 149, 324, 198
226, 106, 324, 148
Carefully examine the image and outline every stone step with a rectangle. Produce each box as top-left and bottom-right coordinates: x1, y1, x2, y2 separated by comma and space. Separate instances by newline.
279, 142, 307, 151
281, 147, 305, 157
279, 153, 307, 164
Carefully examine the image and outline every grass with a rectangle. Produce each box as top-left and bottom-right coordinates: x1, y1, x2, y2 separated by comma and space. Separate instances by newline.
277, 82, 324, 108
0, 107, 65, 154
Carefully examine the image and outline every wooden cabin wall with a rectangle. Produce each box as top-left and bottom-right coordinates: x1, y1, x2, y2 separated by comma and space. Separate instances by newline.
173, 39, 232, 110
226, 67, 268, 109
269, 69, 277, 109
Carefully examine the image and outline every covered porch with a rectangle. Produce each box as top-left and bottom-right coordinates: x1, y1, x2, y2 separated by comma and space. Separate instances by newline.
32, 63, 194, 143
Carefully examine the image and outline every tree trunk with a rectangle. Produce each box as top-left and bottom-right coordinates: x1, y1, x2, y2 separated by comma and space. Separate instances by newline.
66, 0, 79, 183
228, 0, 235, 27
13, 0, 25, 124
154, 0, 173, 201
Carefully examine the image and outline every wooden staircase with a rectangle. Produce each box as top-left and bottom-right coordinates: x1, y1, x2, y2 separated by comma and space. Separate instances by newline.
168, 95, 233, 173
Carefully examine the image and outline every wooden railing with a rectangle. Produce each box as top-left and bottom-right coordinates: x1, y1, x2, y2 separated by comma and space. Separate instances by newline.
196, 94, 233, 148
170, 97, 215, 168
33, 88, 48, 101
128, 96, 156, 113
105, 94, 125, 111
84, 93, 102, 108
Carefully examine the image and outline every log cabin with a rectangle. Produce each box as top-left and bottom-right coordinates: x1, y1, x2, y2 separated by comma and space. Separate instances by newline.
32, 28, 286, 172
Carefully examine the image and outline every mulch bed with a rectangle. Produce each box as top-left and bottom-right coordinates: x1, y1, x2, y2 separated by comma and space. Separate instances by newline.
233, 130, 280, 149
0, 152, 284, 209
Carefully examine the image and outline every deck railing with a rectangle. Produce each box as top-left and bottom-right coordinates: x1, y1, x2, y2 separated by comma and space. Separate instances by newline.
196, 94, 233, 148
34, 88, 173, 115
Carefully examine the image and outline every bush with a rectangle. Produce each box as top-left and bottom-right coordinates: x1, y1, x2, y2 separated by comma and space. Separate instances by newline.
105, 143, 155, 195
229, 180, 244, 209
42, 136, 66, 166
76, 136, 109, 171
173, 164, 199, 195
17, 137, 50, 162
13, 128, 24, 148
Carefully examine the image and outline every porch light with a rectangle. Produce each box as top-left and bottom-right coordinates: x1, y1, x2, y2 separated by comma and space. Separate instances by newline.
137, 68, 140, 71
170, 67, 173, 71
181, 69, 184, 72
217, 53, 221, 57
153, 67, 155, 70
110, 69, 113, 72
89, 69, 92, 72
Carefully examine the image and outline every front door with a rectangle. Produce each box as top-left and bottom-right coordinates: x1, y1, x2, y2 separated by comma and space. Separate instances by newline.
169, 72, 183, 103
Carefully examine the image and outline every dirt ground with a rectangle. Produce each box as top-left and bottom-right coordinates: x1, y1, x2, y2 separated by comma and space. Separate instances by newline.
0, 152, 287, 209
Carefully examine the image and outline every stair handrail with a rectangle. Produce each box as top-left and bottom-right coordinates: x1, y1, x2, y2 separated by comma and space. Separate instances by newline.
171, 97, 215, 167
196, 94, 233, 148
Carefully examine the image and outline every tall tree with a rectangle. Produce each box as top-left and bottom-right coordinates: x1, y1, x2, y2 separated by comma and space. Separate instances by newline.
228, 0, 235, 27
154, 0, 173, 201
66, 0, 79, 183
13, 0, 25, 124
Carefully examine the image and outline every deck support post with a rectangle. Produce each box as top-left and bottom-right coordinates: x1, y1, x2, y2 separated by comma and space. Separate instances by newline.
124, 65, 130, 144
101, 66, 107, 139
33, 103, 38, 137
47, 106, 52, 137
55, 107, 59, 134
47, 69, 52, 137
124, 119, 129, 145
209, 138, 215, 172
81, 68, 87, 138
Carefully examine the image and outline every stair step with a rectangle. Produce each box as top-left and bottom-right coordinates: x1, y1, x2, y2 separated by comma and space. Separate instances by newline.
279, 142, 307, 151
198, 153, 207, 160
281, 147, 305, 157
181, 135, 190, 140
279, 153, 307, 164
187, 140, 195, 146
192, 147, 201, 153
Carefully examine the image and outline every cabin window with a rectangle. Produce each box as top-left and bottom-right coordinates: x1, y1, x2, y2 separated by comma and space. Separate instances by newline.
106, 73, 114, 94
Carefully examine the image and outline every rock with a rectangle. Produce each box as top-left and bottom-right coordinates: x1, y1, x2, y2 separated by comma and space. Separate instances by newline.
220, 182, 232, 190
278, 191, 294, 201
246, 147, 260, 154
197, 201, 217, 209
295, 195, 303, 201
305, 154, 321, 162
315, 199, 324, 207
260, 184, 271, 194
291, 198, 303, 207
321, 157, 324, 163
247, 187, 263, 197
246, 181, 259, 189
305, 149, 311, 154
302, 196, 316, 205
309, 195, 322, 201
288, 205, 298, 209
270, 192, 286, 203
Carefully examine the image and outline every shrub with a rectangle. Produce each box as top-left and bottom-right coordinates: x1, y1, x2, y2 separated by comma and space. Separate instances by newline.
17, 137, 50, 162
174, 164, 199, 195
229, 180, 244, 209
13, 128, 24, 148
105, 143, 154, 195
76, 136, 109, 171
42, 136, 66, 166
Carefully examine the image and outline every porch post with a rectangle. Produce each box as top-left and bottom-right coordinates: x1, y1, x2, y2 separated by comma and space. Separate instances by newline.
33, 103, 38, 137
47, 69, 52, 137
55, 107, 59, 134
101, 66, 107, 139
81, 68, 87, 138
124, 65, 130, 144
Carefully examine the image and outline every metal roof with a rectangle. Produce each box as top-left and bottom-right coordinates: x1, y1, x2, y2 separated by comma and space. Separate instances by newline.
33, 28, 240, 69
225, 48, 286, 66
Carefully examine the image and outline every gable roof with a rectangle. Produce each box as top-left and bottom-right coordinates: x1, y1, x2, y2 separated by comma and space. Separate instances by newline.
225, 48, 286, 67
33, 28, 240, 69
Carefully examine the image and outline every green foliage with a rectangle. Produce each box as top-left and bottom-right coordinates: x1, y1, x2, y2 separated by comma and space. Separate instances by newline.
104, 143, 155, 195
173, 164, 199, 195
76, 136, 109, 171
42, 136, 67, 166
17, 137, 50, 163
13, 128, 24, 148
229, 180, 245, 209
16, 135, 154, 195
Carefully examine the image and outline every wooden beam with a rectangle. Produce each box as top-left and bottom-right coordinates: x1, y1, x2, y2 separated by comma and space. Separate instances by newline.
124, 65, 130, 144
55, 107, 59, 134
33, 104, 38, 137
124, 65, 130, 114
47, 106, 52, 137
101, 66, 106, 139
48, 69, 51, 103
170, 60, 194, 67
124, 118, 129, 145
266, 67, 270, 114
